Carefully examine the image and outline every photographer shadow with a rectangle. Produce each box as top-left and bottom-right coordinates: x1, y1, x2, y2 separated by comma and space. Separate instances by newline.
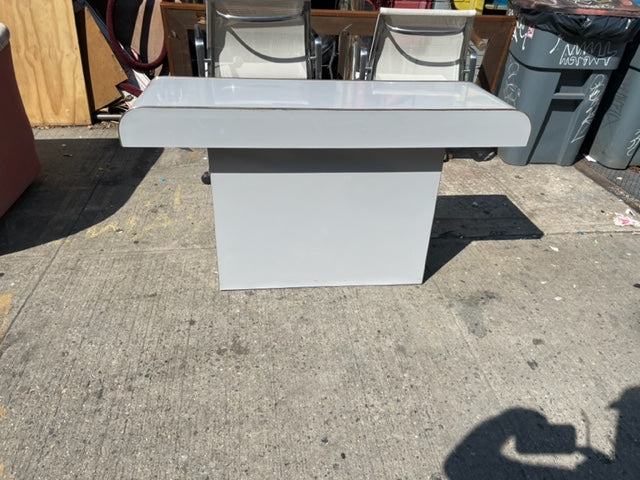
444, 387, 640, 480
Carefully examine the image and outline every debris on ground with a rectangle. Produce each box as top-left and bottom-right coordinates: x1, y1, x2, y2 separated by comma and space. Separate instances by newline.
614, 208, 640, 227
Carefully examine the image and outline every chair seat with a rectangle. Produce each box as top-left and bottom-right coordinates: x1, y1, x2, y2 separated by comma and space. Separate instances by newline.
215, 24, 308, 78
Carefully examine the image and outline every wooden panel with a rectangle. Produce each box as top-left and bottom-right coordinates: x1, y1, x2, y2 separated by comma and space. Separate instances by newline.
162, 3, 204, 77
160, 3, 514, 93
76, 8, 128, 111
120, 0, 166, 77
135, 0, 167, 70
473, 15, 515, 93
134, 1, 166, 77
0, 1, 91, 126
312, 9, 378, 36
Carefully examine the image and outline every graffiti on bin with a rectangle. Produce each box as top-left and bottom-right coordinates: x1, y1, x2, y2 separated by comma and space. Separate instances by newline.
627, 129, 640, 157
571, 74, 607, 144
512, 21, 535, 50
502, 59, 522, 106
601, 81, 628, 128
550, 38, 618, 67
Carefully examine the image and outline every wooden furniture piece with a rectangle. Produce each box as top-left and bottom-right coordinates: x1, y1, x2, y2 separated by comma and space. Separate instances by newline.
119, 77, 530, 289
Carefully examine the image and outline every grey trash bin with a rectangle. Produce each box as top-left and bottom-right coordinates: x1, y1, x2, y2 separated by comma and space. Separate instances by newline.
497, 0, 640, 166
587, 40, 640, 169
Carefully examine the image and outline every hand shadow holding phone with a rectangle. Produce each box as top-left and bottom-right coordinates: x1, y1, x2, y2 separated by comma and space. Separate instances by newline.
444, 387, 640, 480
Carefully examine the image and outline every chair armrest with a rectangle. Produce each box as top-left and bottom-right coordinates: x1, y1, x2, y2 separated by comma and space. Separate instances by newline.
464, 44, 479, 82
194, 24, 209, 77
313, 36, 323, 79
358, 42, 369, 80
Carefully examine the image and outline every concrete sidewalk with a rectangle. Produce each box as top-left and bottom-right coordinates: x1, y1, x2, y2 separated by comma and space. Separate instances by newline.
0, 126, 638, 479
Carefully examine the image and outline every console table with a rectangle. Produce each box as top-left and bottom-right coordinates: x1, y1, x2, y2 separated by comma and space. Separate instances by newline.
120, 77, 530, 289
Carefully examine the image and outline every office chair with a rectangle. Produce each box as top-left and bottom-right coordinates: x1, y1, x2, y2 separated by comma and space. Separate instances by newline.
195, 0, 322, 79
356, 8, 477, 81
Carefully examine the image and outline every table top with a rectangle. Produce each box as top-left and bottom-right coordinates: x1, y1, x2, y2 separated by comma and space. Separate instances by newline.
120, 77, 531, 149
132, 77, 516, 111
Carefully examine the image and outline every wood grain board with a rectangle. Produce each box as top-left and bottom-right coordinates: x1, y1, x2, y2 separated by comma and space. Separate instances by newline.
76, 8, 128, 112
0, 0, 91, 126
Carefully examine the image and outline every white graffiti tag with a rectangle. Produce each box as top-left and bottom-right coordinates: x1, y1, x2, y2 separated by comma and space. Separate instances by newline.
512, 21, 535, 51
626, 129, 640, 158
502, 60, 521, 106
601, 82, 627, 127
559, 41, 618, 68
571, 74, 606, 144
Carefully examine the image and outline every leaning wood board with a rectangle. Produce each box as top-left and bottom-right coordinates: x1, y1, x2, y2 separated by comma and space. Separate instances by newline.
76, 7, 128, 112
0, 0, 91, 125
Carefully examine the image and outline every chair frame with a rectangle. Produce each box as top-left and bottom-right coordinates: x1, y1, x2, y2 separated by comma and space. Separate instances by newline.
195, 0, 322, 79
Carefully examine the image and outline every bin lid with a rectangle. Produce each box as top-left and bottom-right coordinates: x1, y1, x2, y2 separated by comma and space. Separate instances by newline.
512, 0, 640, 17
512, 0, 640, 42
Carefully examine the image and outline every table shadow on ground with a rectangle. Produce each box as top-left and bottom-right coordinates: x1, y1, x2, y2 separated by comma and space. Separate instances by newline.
425, 194, 544, 281
0, 139, 163, 255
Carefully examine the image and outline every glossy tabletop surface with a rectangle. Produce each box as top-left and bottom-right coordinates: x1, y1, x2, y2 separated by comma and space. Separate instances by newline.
131, 77, 516, 111
120, 77, 531, 149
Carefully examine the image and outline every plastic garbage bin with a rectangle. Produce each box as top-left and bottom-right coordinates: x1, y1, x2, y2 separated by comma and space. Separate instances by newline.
497, 0, 640, 166
587, 38, 640, 169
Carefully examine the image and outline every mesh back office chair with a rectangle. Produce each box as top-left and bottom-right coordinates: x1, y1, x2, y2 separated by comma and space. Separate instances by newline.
357, 8, 477, 81
196, 0, 322, 78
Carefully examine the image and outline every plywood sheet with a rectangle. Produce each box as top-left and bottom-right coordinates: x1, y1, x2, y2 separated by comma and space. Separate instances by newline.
0, 0, 91, 125
77, 8, 128, 111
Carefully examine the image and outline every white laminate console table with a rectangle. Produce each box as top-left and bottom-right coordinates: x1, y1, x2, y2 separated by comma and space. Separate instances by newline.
120, 78, 530, 290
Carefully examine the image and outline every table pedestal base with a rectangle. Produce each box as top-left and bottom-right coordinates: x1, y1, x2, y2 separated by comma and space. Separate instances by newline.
209, 148, 444, 290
